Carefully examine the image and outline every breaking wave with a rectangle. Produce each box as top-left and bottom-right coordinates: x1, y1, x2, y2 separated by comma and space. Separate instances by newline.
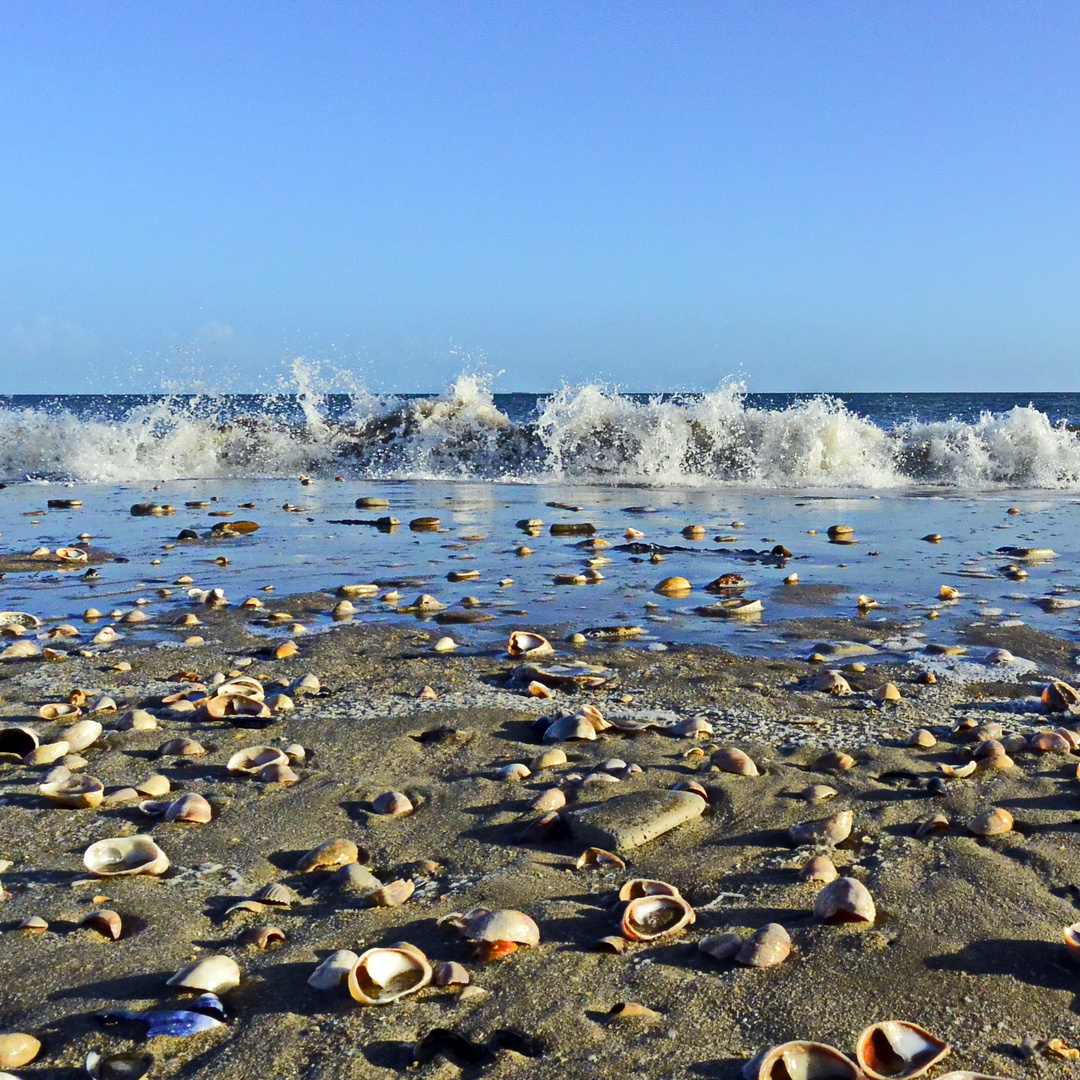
2, 367, 1080, 489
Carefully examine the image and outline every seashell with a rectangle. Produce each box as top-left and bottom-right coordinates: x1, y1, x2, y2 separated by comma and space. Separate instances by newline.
543, 714, 598, 742
308, 949, 359, 989
39, 701, 81, 720
699, 932, 743, 961
368, 879, 415, 907
434, 960, 470, 986
259, 763, 299, 784
800, 855, 839, 884
19, 915, 48, 932
227, 746, 287, 774
167, 954, 240, 994
532, 748, 568, 770
814, 670, 852, 695
856, 595, 877, 610
1043, 680, 1080, 714
673, 716, 713, 737
253, 882, 294, 906
754, 1042, 861, 1080
508, 631, 554, 658
915, 814, 950, 838
0, 722, 40, 764
120, 608, 149, 623
736, 923, 791, 967
576, 847, 626, 870
1063, 923, 1080, 963
237, 925, 285, 949
296, 838, 359, 873
682, 524, 706, 539
984, 648, 1015, 665
432, 636, 457, 652
941, 760, 977, 778
496, 762, 531, 781
80, 909, 123, 939
939, 585, 960, 600
620, 894, 695, 941
116, 708, 158, 732
0, 639, 42, 659
654, 576, 692, 597
371, 791, 414, 816
84, 836, 168, 876
331, 863, 383, 893
529, 788, 566, 812
463, 908, 541, 948
967, 808, 1013, 836
618, 879, 681, 901
694, 597, 764, 618
593, 934, 628, 953
164, 793, 213, 824
226, 901, 268, 919
90, 626, 123, 646
816, 750, 856, 771
814, 876, 876, 923
135, 774, 171, 798
25, 740, 70, 765
348, 943, 432, 1004
40, 773, 104, 809
157, 738, 205, 757
790, 810, 853, 847
62, 719, 103, 752
0, 611, 43, 629
85, 1049, 155, 1080
674, 780, 709, 801
267, 693, 294, 713
856, 1021, 950, 1080
908, 729, 937, 748
1029, 730, 1072, 754
0, 1033, 41, 1069
871, 683, 901, 704
710, 746, 759, 776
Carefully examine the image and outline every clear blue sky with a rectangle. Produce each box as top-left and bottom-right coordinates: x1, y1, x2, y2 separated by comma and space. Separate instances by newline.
1, 1, 1078, 393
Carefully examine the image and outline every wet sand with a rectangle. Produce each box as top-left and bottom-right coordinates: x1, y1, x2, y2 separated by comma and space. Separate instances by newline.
2, 599, 1080, 1079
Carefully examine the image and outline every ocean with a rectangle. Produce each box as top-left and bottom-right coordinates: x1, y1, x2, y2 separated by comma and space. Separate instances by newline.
1, 377, 1079, 660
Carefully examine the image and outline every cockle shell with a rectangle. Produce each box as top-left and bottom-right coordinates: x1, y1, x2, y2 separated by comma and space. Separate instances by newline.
790, 810, 853, 847
508, 631, 554, 658
736, 923, 791, 967
167, 954, 240, 994
227, 746, 287, 775
620, 894, 695, 941
814, 877, 876, 924
83, 836, 169, 876
40, 773, 104, 809
752, 1042, 861, 1080
347, 943, 432, 1004
855, 1021, 950, 1080
463, 908, 540, 946
711, 747, 759, 776
308, 949, 359, 990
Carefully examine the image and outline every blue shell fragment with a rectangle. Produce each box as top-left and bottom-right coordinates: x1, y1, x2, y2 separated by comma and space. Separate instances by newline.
98, 993, 227, 1038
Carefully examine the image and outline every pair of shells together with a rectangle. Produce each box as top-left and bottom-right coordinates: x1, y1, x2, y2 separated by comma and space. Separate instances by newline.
754, 1023, 966, 1080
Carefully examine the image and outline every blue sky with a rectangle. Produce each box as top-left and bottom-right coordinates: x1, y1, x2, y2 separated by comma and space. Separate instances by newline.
1, 1, 1077, 393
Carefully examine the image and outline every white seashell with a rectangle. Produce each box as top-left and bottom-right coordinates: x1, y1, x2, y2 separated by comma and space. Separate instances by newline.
543, 714, 597, 742
856, 1021, 950, 1080
347, 943, 431, 1004
62, 719, 103, 752
167, 954, 240, 994
83, 835, 168, 876
814, 876, 875, 924
508, 631, 554, 658
308, 949, 359, 990
620, 894, 695, 941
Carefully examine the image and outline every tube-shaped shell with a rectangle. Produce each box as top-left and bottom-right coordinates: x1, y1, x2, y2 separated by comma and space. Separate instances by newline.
856, 1022, 950, 1080
167, 954, 240, 994
83, 835, 169, 877
736, 923, 791, 967
620, 894, 695, 941
814, 877, 876, 924
790, 810, 853, 847
754, 1042, 861, 1080
347, 943, 432, 1004
463, 908, 540, 946
711, 747, 759, 776
308, 949, 358, 990
40, 773, 104, 809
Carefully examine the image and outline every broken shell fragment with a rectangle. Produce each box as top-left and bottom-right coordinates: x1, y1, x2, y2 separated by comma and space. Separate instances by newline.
348, 943, 432, 1004
368, 879, 415, 907
308, 949, 359, 990
754, 1042, 861, 1080
736, 923, 791, 967
80, 909, 123, 939
790, 810, 853, 847
617, 879, 681, 901
237, 925, 285, 949
967, 808, 1013, 836
83, 836, 169, 877
576, 847, 626, 870
167, 954, 240, 994
814, 670, 852, 695
434, 960, 471, 987
620, 893, 695, 941
227, 746, 288, 775
814, 877, 876, 924
855, 1021, 951, 1080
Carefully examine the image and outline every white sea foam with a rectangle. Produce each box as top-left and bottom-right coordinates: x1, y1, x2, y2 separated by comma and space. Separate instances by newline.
2, 368, 1080, 488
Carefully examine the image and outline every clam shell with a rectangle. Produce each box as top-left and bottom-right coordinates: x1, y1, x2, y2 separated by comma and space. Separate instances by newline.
434, 960, 470, 986
620, 894, 695, 941
543, 714, 598, 742
967, 808, 1013, 836
463, 908, 540, 946
368, 879, 415, 907
618, 879, 681, 901
38, 702, 81, 720
164, 793, 213, 824
576, 847, 626, 870
0, 1033, 41, 1069
814, 670, 852, 695
711, 747, 759, 776
735, 923, 791, 967
699, 932, 743, 961
508, 631, 554, 658
296, 838, 359, 872
813, 876, 876, 924
167, 954, 240, 994
1043, 680, 1080, 714
371, 790, 414, 816
347, 943, 432, 1004
1029, 730, 1072, 754
85, 1050, 155, 1080
799, 855, 838, 884
62, 719, 103, 752
83, 835, 169, 876
0, 726, 39, 756
40, 773, 104, 809
754, 1042, 861, 1080
237, 925, 285, 949
654, 576, 692, 596
308, 949, 359, 990
856, 1021, 950, 1080
790, 810, 853, 847
80, 909, 123, 940
227, 746, 288, 775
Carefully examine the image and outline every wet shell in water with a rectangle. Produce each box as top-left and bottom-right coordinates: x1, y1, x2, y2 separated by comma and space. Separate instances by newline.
855, 1021, 950, 1080
752, 1042, 861, 1080
348, 943, 432, 1004
814, 877, 876, 924
654, 576, 692, 597
620, 894, 695, 941
83, 836, 169, 877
